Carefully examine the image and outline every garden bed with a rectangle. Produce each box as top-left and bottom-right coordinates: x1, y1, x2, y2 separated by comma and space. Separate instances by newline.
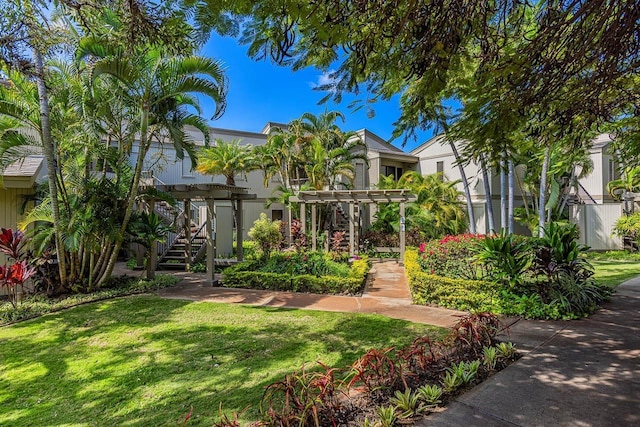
257, 313, 519, 426
406, 226, 612, 320
222, 252, 370, 295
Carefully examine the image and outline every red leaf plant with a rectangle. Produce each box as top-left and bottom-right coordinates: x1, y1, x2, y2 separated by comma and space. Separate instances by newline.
0, 229, 35, 309
0, 228, 26, 260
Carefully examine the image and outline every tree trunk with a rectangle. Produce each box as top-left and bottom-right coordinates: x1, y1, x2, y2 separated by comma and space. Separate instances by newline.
480, 155, 495, 234
96, 127, 150, 287
450, 141, 476, 234
500, 153, 507, 233
538, 146, 551, 237
33, 48, 68, 286
508, 159, 515, 234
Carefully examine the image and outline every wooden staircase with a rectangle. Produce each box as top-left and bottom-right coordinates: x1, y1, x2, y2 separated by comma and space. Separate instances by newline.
157, 222, 207, 270
331, 204, 359, 251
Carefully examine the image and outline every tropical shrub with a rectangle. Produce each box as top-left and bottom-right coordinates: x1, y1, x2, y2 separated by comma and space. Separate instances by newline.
409, 225, 610, 319
222, 254, 370, 295
258, 311, 512, 426
612, 212, 640, 251
0, 228, 36, 308
416, 234, 486, 280
531, 223, 610, 314
475, 232, 532, 289
248, 213, 284, 258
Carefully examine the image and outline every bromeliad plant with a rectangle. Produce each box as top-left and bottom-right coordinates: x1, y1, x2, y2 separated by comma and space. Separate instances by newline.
475, 232, 532, 289
0, 228, 36, 308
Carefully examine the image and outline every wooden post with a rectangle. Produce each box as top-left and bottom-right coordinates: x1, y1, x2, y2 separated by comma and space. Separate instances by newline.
349, 202, 355, 257
148, 198, 157, 279
399, 201, 406, 265
236, 199, 244, 261
354, 203, 360, 254
300, 202, 306, 238
311, 204, 317, 251
287, 205, 293, 246
206, 198, 216, 283
184, 199, 191, 271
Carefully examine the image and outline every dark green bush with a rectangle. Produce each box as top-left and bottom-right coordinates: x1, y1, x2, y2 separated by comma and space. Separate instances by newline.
406, 248, 499, 311
223, 255, 370, 295
408, 224, 612, 320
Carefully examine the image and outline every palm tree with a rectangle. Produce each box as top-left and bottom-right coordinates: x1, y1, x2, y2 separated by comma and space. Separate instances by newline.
196, 139, 257, 186
374, 171, 467, 240
77, 40, 228, 286
127, 211, 172, 280
607, 166, 640, 215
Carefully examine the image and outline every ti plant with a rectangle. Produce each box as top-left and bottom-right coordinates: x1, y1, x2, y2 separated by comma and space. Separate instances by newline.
0, 228, 36, 309
417, 384, 443, 408
389, 388, 423, 419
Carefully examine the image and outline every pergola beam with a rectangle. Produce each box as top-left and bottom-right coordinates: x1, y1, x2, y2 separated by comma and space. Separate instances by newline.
290, 189, 416, 262
291, 189, 416, 204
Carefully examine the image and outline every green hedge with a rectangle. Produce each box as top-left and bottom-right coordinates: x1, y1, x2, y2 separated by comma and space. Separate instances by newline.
223, 258, 370, 295
405, 248, 500, 311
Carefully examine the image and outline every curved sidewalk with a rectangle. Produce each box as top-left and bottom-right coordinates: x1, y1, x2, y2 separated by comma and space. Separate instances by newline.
422, 276, 640, 427
155, 260, 465, 328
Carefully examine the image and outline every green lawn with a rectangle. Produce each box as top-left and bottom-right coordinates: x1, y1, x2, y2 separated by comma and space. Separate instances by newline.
592, 259, 640, 288
0, 295, 444, 426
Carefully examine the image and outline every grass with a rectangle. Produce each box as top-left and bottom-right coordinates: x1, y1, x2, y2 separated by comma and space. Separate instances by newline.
0, 295, 444, 426
592, 259, 640, 288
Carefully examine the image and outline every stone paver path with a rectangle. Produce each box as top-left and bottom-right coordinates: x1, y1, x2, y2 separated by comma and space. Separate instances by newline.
151, 260, 465, 328
421, 277, 640, 427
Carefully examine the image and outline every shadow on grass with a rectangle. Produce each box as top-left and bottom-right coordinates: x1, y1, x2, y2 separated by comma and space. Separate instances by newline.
0, 295, 443, 426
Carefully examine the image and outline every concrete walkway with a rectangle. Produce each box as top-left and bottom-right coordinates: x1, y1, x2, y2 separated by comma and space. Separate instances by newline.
153, 260, 465, 328
422, 277, 640, 427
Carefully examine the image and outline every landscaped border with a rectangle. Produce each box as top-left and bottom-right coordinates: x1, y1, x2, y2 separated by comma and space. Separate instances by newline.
222, 257, 370, 295
405, 248, 500, 311
0, 274, 180, 326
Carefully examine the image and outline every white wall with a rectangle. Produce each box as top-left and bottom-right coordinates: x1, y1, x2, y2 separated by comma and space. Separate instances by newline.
571, 204, 623, 250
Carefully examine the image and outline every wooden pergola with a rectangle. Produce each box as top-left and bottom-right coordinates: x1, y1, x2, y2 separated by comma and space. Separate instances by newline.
289, 189, 417, 264
154, 183, 256, 282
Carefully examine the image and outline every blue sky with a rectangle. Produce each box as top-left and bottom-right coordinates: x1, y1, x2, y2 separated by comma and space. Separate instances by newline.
199, 34, 437, 152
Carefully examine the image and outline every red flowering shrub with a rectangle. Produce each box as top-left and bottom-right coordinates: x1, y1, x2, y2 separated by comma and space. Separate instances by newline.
417, 234, 487, 280
0, 228, 36, 308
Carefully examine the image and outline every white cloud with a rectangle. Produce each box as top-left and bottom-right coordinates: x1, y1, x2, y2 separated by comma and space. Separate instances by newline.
310, 70, 337, 92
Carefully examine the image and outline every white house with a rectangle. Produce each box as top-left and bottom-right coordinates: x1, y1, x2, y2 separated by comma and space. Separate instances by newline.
0, 125, 625, 266
410, 133, 624, 249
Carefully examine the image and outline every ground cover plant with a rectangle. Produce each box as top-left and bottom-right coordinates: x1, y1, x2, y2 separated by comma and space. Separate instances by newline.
223, 252, 370, 295
0, 296, 443, 426
408, 224, 612, 319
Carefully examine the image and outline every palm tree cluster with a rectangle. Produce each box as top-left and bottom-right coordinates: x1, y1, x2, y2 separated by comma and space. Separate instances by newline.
0, 4, 227, 291
197, 110, 368, 206
373, 171, 467, 242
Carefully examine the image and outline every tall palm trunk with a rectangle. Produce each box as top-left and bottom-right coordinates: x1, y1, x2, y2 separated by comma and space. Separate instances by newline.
450, 141, 476, 233
508, 159, 515, 234
97, 122, 150, 287
500, 153, 507, 233
480, 154, 495, 234
538, 146, 551, 237
33, 48, 68, 286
